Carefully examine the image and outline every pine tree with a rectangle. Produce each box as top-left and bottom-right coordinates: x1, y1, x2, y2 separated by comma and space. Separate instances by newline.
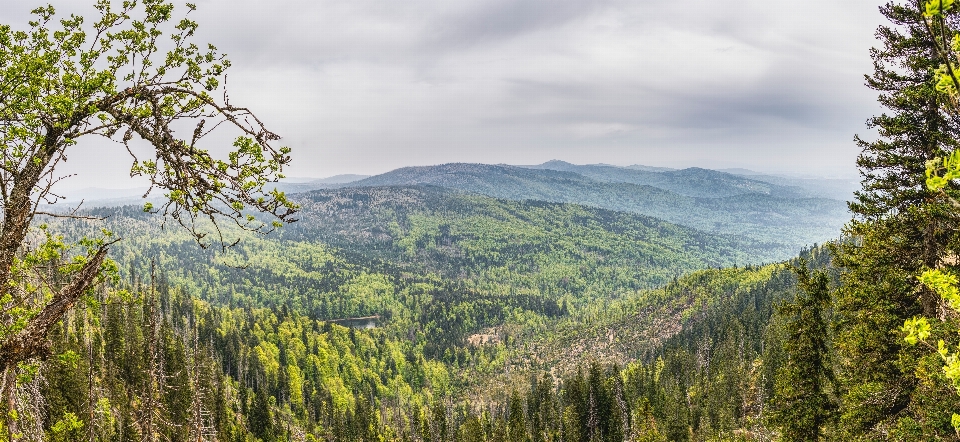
249, 390, 273, 441
832, 0, 960, 438
767, 263, 835, 441
508, 390, 528, 442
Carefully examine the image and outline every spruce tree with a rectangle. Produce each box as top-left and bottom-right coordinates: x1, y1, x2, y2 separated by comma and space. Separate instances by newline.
249, 390, 273, 441
768, 263, 835, 441
833, 0, 960, 438
508, 390, 529, 442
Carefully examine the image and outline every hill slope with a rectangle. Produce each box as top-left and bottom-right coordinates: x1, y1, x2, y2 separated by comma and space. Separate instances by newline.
34, 183, 831, 440
347, 164, 846, 257
527, 160, 809, 198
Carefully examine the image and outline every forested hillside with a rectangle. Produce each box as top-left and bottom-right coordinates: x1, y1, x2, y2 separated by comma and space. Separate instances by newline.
525, 160, 809, 198
347, 163, 846, 256
13, 0, 960, 441
59, 187, 776, 361
33, 208, 817, 441
14, 171, 856, 441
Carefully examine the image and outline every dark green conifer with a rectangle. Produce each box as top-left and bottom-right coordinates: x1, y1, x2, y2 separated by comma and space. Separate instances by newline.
833, 0, 960, 438
767, 263, 835, 441
508, 390, 529, 442
249, 391, 273, 441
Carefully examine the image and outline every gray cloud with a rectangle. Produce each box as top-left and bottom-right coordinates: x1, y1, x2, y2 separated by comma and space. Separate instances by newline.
0, 0, 885, 189
430, 0, 604, 49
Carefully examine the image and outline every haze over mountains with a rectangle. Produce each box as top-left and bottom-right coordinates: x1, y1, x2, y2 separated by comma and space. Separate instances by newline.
60, 160, 851, 259
342, 161, 849, 256
41, 160, 857, 439
523, 160, 810, 198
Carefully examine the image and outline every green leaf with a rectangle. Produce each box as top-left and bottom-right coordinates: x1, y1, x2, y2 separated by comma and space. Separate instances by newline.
927, 0, 956, 17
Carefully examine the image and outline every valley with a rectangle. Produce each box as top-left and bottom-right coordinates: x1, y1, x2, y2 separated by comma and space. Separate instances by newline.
5, 1, 958, 440
32, 161, 846, 440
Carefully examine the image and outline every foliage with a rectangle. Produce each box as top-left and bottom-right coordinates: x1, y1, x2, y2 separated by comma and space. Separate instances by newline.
39, 187, 786, 365
825, 0, 960, 438
880, 0, 960, 437
0, 0, 297, 436
351, 163, 847, 257
5, 190, 828, 441
767, 262, 836, 441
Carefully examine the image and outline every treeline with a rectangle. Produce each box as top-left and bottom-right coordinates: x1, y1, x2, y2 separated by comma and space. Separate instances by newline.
31, 198, 818, 441
41, 272, 454, 441
33, 269, 768, 442
37, 265, 731, 442
32, 220, 859, 442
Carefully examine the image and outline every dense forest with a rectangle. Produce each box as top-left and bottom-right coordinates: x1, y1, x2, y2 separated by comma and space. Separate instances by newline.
31, 225, 816, 441
344, 164, 846, 256
9, 0, 960, 441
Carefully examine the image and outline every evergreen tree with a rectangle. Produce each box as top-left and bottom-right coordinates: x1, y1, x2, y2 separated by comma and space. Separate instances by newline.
832, 0, 960, 438
768, 263, 835, 441
508, 390, 528, 442
249, 391, 273, 441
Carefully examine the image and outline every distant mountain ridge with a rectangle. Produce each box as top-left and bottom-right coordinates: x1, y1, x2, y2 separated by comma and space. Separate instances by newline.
271, 174, 371, 194
624, 164, 676, 173
344, 162, 848, 256
717, 167, 858, 201
53, 161, 849, 257
525, 160, 809, 198
309, 174, 371, 184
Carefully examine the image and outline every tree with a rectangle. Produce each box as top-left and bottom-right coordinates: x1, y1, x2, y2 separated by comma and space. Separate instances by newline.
508, 390, 528, 442
249, 390, 273, 441
0, 0, 296, 433
897, 0, 960, 437
767, 262, 835, 441
831, 0, 960, 437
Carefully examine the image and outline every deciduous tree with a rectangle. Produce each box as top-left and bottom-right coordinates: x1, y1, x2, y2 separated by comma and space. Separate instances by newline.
0, 0, 296, 434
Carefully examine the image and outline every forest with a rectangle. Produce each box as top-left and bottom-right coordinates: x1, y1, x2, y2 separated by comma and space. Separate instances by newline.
30, 214, 816, 441
6, 0, 960, 441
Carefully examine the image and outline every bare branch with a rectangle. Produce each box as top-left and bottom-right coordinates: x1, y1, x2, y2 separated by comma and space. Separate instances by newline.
33, 211, 105, 221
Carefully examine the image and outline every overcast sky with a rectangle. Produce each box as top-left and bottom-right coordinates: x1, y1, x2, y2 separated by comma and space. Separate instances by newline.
3, 0, 885, 188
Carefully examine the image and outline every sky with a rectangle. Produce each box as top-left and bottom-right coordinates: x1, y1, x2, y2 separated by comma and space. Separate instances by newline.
2, 0, 885, 189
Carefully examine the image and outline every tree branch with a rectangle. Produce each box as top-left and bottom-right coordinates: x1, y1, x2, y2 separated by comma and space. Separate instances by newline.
0, 244, 110, 366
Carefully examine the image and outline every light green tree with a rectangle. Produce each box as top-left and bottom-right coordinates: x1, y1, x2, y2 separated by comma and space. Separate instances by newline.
902, 0, 960, 436
0, 0, 296, 437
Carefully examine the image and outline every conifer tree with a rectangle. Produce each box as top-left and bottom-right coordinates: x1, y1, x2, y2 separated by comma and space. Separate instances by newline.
508, 391, 528, 442
767, 263, 835, 441
832, 0, 960, 437
249, 390, 273, 441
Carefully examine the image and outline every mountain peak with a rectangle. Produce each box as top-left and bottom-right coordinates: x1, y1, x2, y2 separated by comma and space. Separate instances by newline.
536, 160, 578, 171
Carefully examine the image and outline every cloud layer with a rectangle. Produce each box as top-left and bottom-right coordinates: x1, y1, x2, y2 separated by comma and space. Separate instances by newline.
2, 0, 884, 188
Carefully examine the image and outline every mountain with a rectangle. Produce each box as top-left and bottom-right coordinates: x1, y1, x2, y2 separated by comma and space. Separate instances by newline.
625, 164, 676, 172
66, 185, 781, 356
52, 174, 372, 207
38, 189, 817, 440
252, 174, 372, 195
288, 185, 783, 268
527, 160, 809, 198
346, 163, 847, 256
309, 174, 371, 184
718, 167, 859, 201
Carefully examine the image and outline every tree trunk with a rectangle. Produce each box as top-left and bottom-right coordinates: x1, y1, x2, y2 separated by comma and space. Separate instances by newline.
0, 245, 109, 369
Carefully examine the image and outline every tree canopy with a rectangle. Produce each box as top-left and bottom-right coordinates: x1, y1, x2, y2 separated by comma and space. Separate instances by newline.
0, 0, 297, 434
